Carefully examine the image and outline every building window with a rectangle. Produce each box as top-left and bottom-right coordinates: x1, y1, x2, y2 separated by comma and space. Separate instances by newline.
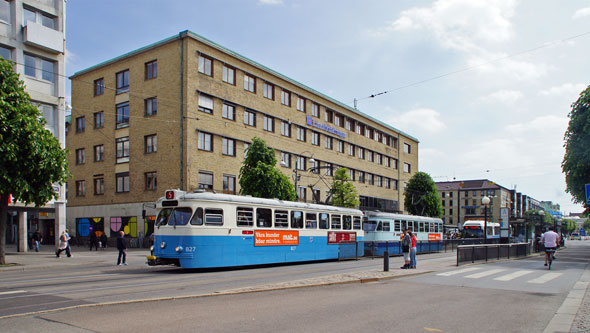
376, 176, 382, 187
94, 177, 104, 195
0, 45, 11, 60
222, 65, 235, 85
392, 158, 398, 169
222, 138, 235, 156
281, 90, 291, 106
367, 151, 373, 162
367, 174, 374, 185
345, 118, 352, 131
198, 54, 213, 76
198, 171, 213, 190
297, 97, 305, 112
404, 162, 411, 173
94, 78, 104, 96
223, 174, 236, 194
244, 110, 256, 127
75, 148, 85, 165
358, 147, 364, 159
263, 82, 274, 100
222, 103, 235, 120
334, 114, 342, 127
349, 144, 355, 156
281, 121, 290, 137
384, 157, 390, 167
392, 179, 398, 190
116, 172, 130, 193
244, 74, 255, 93
198, 93, 214, 114
145, 172, 157, 191
145, 97, 157, 116
94, 111, 104, 129
325, 109, 333, 123
145, 60, 157, 80
244, 143, 249, 158
94, 145, 104, 162
296, 156, 306, 170
311, 131, 320, 146
116, 70, 129, 94
312, 102, 319, 117
310, 159, 319, 174
23, 6, 56, 29
263, 116, 274, 132
198, 132, 213, 152
76, 116, 85, 133
116, 102, 130, 128
297, 186, 306, 202
325, 136, 333, 150
76, 180, 86, 197
297, 126, 306, 142
348, 169, 355, 181
355, 122, 362, 135
384, 177, 390, 189
324, 162, 333, 176
24, 54, 54, 82
281, 152, 291, 168
337, 140, 344, 153
358, 171, 365, 183
404, 143, 411, 154
145, 134, 157, 154
0, 0, 10, 23
116, 137, 130, 163
376, 154, 382, 165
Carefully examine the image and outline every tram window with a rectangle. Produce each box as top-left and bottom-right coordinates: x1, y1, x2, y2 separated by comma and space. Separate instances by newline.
363, 220, 377, 232
306, 213, 317, 229
383, 222, 390, 232
156, 208, 171, 226
275, 210, 289, 228
205, 208, 223, 226
236, 207, 253, 227
394, 220, 401, 232
419, 222, 424, 232
320, 213, 330, 229
425, 223, 430, 233
343, 215, 352, 230
190, 207, 203, 225
353, 216, 361, 230
257, 208, 272, 228
170, 208, 192, 226
376, 221, 383, 231
291, 211, 303, 229
331, 215, 341, 229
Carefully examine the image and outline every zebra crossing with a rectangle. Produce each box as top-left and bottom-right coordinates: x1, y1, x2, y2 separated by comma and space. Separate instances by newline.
436, 267, 562, 284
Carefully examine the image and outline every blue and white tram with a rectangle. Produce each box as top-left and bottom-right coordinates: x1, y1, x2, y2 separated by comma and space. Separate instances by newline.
462, 220, 500, 239
363, 211, 443, 256
147, 189, 364, 268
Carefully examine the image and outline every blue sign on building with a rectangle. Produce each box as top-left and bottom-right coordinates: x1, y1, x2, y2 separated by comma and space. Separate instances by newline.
306, 116, 347, 138
586, 184, 590, 204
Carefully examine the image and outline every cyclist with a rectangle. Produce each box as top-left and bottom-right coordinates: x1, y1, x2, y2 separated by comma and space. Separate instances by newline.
541, 226, 560, 266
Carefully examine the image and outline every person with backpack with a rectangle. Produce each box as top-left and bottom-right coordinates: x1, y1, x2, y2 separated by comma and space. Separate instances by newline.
400, 228, 411, 269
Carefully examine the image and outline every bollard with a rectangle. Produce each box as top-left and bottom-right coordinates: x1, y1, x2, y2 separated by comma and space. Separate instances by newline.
384, 251, 389, 271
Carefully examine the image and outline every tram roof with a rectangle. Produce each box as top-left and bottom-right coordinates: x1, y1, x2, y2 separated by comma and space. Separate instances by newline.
158, 190, 363, 214
364, 211, 442, 222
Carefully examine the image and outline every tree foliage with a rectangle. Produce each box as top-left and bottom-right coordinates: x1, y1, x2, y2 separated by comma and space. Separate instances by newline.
561, 219, 577, 234
239, 137, 296, 201
0, 59, 70, 264
329, 168, 359, 208
403, 171, 442, 217
583, 219, 590, 232
562, 85, 590, 213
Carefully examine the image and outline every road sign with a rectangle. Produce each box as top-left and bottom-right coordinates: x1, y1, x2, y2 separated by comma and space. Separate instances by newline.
586, 184, 590, 204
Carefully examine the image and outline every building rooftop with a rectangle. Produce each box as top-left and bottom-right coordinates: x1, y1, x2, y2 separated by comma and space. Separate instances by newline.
435, 179, 509, 191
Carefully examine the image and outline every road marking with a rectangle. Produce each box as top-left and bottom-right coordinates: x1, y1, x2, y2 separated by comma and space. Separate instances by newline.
528, 272, 562, 284
436, 267, 480, 276
494, 270, 534, 281
465, 269, 506, 279
0, 290, 25, 296
424, 328, 444, 332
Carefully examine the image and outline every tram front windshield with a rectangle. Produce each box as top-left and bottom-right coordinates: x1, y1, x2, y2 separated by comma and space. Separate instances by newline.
156, 208, 193, 226
363, 220, 377, 232
462, 226, 483, 238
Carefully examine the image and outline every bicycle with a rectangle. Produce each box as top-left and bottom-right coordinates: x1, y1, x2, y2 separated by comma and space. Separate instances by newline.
545, 247, 556, 270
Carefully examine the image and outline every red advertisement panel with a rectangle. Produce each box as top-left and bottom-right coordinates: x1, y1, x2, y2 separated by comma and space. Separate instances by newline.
255, 230, 299, 246
428, 233, 442, 241
328, 231, 357, 244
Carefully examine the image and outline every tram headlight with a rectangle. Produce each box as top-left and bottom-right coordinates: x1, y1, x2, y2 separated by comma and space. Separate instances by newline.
175, 246, 184, 253
160, 241, 167, 249
149, 245, 154, 252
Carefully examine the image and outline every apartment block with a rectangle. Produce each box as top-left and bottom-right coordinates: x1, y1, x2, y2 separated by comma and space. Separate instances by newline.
67, 30, 419, 240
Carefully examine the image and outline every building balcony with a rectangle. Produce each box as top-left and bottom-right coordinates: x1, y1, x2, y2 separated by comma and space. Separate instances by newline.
23, 22, 63, 54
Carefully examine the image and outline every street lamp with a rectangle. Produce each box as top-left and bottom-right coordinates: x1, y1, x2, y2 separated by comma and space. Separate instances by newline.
281, 153, 315, 201
482, 196, 491, 242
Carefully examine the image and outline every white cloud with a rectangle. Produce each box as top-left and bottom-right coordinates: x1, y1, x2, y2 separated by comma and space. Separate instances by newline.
505, 115, 568, 134
573, 7, 590, 19
478, 89, 523, 104
258, 0, 283, 5
538, 83, 587, 98
388, 108, 447, 134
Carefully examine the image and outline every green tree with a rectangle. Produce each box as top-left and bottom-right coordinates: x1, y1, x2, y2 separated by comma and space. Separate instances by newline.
583, 219, 590, 233
562, 85, 590, 213
239, 137, 296, 201
561, 219, 577, 234
404, 171, 442, 217
0, 59, 69, 264
329, 168, 359, 208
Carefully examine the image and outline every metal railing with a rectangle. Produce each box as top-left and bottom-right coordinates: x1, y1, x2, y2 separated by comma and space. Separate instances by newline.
456, 242, 529, 266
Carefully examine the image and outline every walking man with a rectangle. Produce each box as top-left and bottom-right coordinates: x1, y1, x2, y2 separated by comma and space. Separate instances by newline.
116, 231, 127, 266
32, 229, 43, 252
400, 228, 411, 269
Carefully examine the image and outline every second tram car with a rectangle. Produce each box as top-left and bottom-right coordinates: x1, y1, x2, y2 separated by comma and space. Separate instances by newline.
461, 220, 500, 239
147, 190, 364, 268
362, 211, 443, 256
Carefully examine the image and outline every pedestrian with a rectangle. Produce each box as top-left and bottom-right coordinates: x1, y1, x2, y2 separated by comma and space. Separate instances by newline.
32, 229, 43, 252
89, 231, 98, 251
100, 232, 108, 249
409, 231, 417, 269
400, 228, 411, 269
64, 229, 72, 257
56, 231, 68, 258
116, 231, 127, 266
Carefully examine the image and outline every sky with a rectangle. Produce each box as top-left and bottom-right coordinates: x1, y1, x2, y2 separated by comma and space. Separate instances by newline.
66, 0, 590, 214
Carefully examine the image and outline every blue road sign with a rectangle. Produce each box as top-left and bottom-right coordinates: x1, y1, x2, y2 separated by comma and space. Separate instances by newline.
586, 184, 590, 204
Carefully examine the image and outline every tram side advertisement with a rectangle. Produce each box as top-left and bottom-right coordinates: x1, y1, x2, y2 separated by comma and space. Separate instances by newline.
328, 232, 357, 244
255, 230, 299, 246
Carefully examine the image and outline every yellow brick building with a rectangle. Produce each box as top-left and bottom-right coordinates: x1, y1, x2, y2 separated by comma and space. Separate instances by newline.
67, 30, 419, 240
